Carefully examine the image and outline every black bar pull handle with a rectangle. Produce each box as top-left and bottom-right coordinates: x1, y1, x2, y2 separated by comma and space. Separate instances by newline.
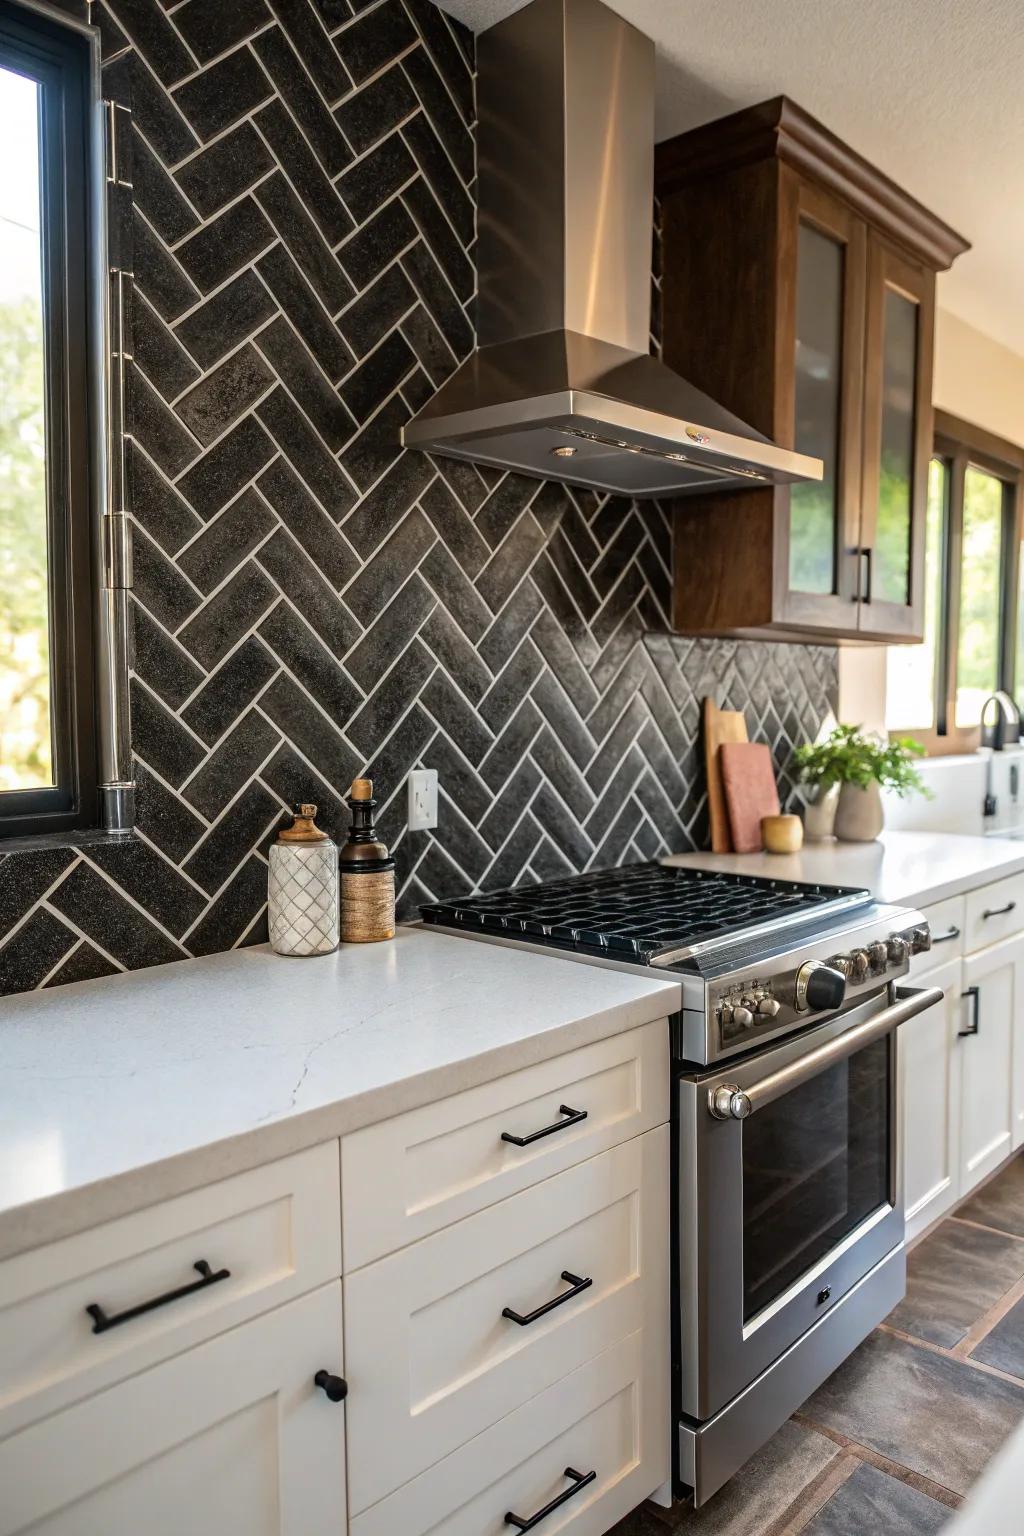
959, 985, 981, 1037
501, 1105, 587, 1147
314, 1370, 348, 1403
855, 546, 873, 604
86, 1259, 231, 1335
933, 925, 961, 944
505, 1467, 597, 1531
502, 1270, 593, 1327
982, 901, 1016, 920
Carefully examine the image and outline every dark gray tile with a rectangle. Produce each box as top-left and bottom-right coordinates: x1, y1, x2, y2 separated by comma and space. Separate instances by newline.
178, 562, 278, 669
341, 453, 435, 557
184, 782, 282, 894
256, 245, 352, 382
267, 0, 350, 102
254, 26, 351, 176
338, 329, 416, 425
182, 710, 282, 820
346, 637, 434, 756
172, 0, 270, 65
344, 507, 434, 625
131, 126, 199, 243
186, 857, 269, 956
44, 942, 121, 988
48, 863, 187, 970
0, 847, 76, 932
338, 264, 415, 357
86, 841, 205, 939
133, 291, 201, 402
175, 346, 275, 447
335, 63, 416, 155
339, 198, 417, 290
131, 601, 205, 708
105, 0, 194, 86
258, 602, 361, 720
260, 742, 350, 844
177, 415, 276, 520
130, 365, 200, 478
173, 46, 274, 142
401, 43, 473, 182
257, 459, 358, 588
972, 1293, 1024, 1378
104, 51, 198, 164
255, 528, 359, 656
131, 524, 202, 632
888, 1219, 1024, 1348
957, 1159, 1024, 1238
135, 762, 207, 864
177, 487, 277, 594
130, 679, 206, 787
254, 99, 353, 244
175, 197, 274, 294
254, 172, 354, 314
0, 907, 78, 995
804, 1463, 949, 1536
133, 212, 201, 324
335, 0, 415, 85
801, 1329, 1024, 1495
174, 123, 275, 220
257, 388, 356, 517
255, 317, 353, 454
173, 271, 277, 371
182, 636, 279, 745
258, 673, 359, 789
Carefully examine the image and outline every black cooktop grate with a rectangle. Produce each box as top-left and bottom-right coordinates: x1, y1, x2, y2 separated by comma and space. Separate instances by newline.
420, 863, 872, 962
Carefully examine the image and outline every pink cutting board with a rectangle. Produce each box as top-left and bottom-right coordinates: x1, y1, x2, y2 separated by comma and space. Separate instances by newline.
719, 742, 780, 854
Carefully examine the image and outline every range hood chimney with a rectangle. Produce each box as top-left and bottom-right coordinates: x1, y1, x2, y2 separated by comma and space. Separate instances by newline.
402, 0, 822, 498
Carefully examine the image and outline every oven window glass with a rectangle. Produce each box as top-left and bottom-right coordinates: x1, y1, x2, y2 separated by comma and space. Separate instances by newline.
742, 1035, 890, 1322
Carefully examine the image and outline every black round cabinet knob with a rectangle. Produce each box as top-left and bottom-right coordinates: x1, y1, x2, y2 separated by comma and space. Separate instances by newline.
314, 1370, 348, 1403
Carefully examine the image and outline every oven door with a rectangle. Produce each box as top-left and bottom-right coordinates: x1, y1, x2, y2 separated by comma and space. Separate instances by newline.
677, 983, 942, 1421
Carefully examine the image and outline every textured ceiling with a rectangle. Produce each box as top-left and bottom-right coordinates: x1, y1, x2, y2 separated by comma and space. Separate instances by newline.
439, 0, 1024, 356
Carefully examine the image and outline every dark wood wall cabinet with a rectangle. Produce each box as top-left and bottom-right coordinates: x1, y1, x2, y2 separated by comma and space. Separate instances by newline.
656, 97, 970, 644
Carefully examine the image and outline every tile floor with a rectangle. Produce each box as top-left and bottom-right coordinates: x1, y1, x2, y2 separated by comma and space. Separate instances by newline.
614, 1154, 1024, 1535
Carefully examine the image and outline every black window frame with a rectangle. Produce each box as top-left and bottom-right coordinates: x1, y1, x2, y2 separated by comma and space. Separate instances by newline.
890, 409, 1023, 753
0, 0, 98, 837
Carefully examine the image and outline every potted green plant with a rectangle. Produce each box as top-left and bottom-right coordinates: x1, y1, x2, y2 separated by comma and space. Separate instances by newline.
791, 725, 929, 842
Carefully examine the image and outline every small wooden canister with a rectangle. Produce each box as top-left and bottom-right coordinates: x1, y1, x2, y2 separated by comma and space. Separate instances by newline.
339, 778, 396, 943
761, 813, 804, 854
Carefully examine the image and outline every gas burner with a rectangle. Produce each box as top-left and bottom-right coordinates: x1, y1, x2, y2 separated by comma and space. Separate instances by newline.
420, 862, 872, 964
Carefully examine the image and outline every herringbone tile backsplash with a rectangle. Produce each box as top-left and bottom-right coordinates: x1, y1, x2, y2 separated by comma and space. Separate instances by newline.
0, 0, 837, 995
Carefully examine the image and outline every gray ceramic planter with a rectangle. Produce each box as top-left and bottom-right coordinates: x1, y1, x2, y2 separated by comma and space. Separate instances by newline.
834, 781, 884, 842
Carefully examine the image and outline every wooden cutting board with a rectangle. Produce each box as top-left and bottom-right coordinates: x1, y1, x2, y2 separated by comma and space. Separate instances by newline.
703, 698, 748, 852
719, 741, 781, 854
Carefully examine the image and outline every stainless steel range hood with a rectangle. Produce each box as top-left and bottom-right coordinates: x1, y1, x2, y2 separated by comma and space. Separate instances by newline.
402, 0, 822, 499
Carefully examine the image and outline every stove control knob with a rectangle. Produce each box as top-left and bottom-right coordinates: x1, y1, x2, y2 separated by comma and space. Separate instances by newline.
719, 1004, 734, 1027
911, 926, 932, 954
757, 998, 781, 1018
848, 949, 871, 981
868, 941, 888, 972
731, 1005, 755, 1028
827, 954, 852, 978
886, 935, 909, 965
795, 961, 847, 1013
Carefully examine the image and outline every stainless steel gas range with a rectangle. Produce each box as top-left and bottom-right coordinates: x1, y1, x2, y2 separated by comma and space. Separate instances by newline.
422, 863, 943, 1507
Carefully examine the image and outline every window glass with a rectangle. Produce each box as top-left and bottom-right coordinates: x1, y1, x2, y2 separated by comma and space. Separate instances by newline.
790, 223, 843, 595
875, 289, 917, 606
955, 466, 1004, 728
0, 64, 51, 792
885, 458, 946, 730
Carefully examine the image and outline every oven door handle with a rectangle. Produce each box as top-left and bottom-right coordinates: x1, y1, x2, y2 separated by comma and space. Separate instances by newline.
708, 984, 944, 1121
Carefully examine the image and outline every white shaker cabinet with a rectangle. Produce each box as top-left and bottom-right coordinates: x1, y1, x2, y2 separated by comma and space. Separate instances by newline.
960, 933, 1024, 1191
0, 1283, 347, 1536
900, 955, 963, 1242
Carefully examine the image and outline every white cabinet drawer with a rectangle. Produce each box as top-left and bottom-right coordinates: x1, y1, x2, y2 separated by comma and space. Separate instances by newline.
0, 1142, 341, 1439
909, 895, 965, 977
350, 1329, 667, 1536
965, 873, 1024, 953
345, 1126, 668, 1514
0, 1282, 345, 1536
341, 1020, 669, 1269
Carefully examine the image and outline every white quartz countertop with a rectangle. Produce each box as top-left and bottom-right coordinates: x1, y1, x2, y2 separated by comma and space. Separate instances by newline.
662, 829, 1024, 909
0, 926, 680, 1262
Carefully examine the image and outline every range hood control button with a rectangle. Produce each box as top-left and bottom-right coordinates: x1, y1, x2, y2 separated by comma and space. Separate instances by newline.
795, 961, 847, 1013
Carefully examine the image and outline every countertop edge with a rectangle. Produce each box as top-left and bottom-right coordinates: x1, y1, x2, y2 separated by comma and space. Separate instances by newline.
0, 981, 678, 1263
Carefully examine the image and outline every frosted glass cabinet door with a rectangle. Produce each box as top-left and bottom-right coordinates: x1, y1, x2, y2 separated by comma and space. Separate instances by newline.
781, 177, 864, 633
0, 1284, 346, 1536
858, 234, 934, 639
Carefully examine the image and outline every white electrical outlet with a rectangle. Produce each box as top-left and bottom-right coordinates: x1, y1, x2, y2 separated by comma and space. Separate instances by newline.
407, 768, 439, 831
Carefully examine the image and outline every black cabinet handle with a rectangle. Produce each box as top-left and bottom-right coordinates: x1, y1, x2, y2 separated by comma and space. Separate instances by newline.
314, 1370, 348, 1403
982, 902, 1016, 920
933, 925, 961, 944
86, 1259, 230, 1334
959, 985, 980, 1037
856, 546, 873, 604
501, 1105, 587, 1147
502, 1270, 593, 1326
505, 1467, 596, 1531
